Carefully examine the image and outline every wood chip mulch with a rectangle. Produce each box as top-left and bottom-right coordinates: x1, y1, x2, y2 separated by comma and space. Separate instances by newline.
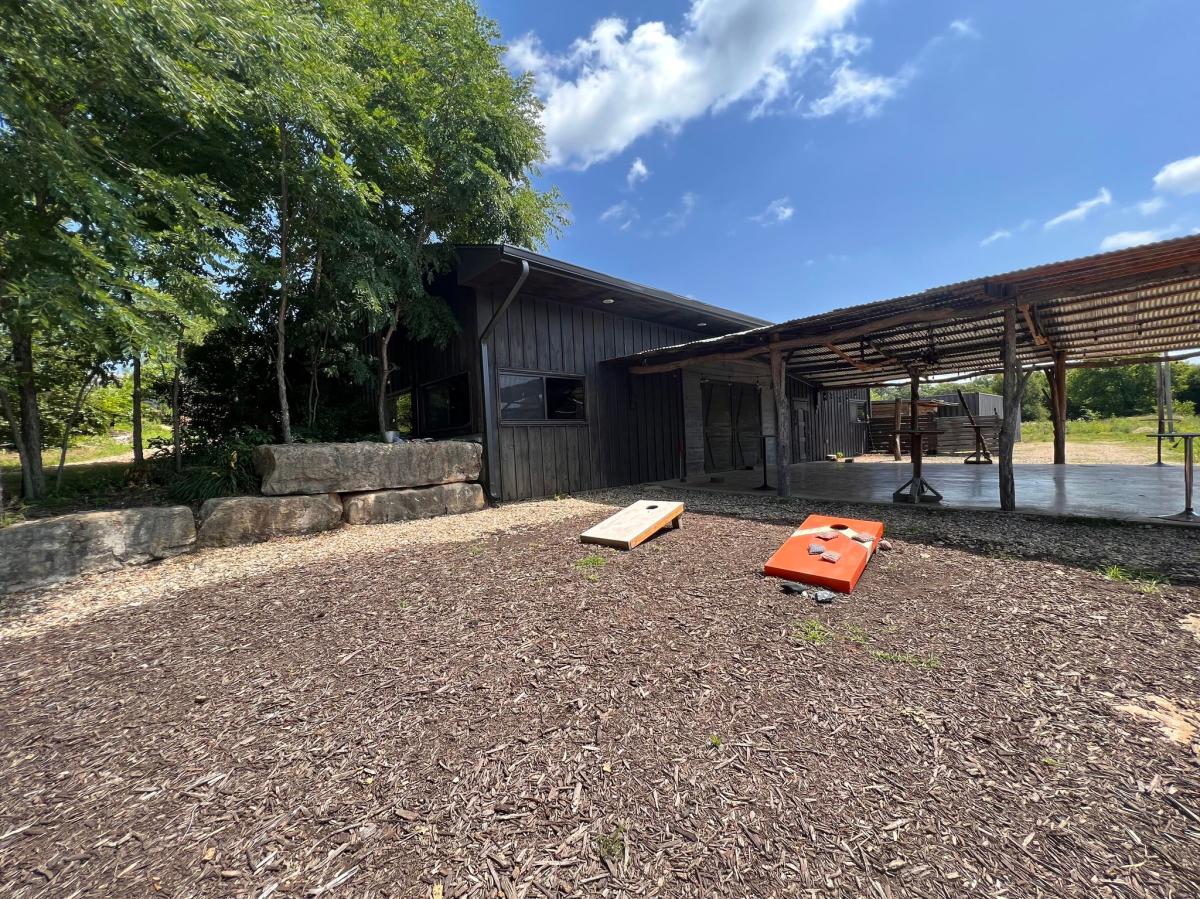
1, 492, 1199, 898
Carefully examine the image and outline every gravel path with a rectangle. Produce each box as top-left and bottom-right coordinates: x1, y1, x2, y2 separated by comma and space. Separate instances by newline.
1, 492, 1198, 897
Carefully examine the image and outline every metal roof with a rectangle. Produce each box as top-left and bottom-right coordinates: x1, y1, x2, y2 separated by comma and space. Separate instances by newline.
454, 244, 771, 335
619, 234, 1200, 387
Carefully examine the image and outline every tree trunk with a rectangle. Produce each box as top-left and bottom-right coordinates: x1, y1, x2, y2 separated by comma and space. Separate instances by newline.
1, 386, 34, 499
131, 352, 144, 464
275, 118, 293, 444
999, 306, 1029, 511
377, 307, 400, 440
11, 326, 45, 498
56, 365, 100, 491
770, 346, 791, 497
172, 334, 183, 473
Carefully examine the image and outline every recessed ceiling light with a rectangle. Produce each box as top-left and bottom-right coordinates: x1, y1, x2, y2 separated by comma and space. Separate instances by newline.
602, 297, 615, 305
696, 321, 708, 327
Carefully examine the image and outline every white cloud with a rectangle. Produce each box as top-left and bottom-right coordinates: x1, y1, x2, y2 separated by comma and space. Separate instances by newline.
829, 32, 871, 58
948, 19, 979, 38
1044, 187, 1112, 229
507, 1, 867, 167
752, 196, 795, 226
599, 201, 638, 231
806, 62, 910, 119
1099, 227, 1177, 252
1153, 154, 1200, 195
661, 192, 698, 235
626, 157, 650, 188
980, 229, 1011, 247
1137, 196, 1167, 216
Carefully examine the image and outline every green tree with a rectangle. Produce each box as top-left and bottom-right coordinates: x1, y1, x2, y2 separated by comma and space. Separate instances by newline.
1066, 365, 1157, 418
0, 0, 274, 495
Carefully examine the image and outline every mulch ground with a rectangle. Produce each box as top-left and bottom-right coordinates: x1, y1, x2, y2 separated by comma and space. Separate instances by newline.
2, 499, 1199, 898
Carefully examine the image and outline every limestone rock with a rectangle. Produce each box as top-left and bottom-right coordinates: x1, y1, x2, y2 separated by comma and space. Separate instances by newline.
254, 440, 482, 496
197, 494, 343, 547
342, 482, 485, 525
0, 506, 196, 593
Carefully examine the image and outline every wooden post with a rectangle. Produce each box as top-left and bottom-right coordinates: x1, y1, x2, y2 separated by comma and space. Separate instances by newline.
770, 346, 791, 497
1156, 358, 1166, 465
1050, 350, 1067, 465
891, 398, 902, 460
908, 370, 922, 502
999, 305, 1029, 511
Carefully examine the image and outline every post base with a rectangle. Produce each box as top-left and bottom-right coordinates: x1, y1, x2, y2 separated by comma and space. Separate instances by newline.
892, 477, 943, 504
1158, 510, 1200, 524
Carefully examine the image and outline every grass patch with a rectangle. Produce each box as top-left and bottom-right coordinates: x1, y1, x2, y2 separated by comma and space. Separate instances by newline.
870, 650, 942, 669
792, 618, 833, 645
844, 624, 870, 645
708, 734, 723, 749
595, 825, 625, 861
1100, 565, 1169, 594
575, 553, 606, 571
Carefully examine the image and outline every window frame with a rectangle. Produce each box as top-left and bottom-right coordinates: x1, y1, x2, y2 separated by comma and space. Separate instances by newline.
498, 369, 588, 426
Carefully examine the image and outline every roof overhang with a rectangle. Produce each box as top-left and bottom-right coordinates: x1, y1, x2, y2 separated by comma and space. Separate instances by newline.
616, 234, 1200, 387
454, 244, 770, 336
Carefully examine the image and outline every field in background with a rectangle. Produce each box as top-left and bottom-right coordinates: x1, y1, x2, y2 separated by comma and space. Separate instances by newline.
1022, 414, 1196, 463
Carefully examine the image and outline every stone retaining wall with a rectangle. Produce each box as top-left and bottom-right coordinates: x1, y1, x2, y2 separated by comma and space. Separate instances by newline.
0, 507, 196, 594
2, 440, 487, 593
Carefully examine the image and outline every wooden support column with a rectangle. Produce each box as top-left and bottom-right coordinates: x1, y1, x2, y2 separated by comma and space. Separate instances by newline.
908, 371, 922, 502
891, 398, 902, 460
891, 368, 942, 504
770, 346, 791, 497
1050, 350, 1067, 465
999, 305, 1030, 511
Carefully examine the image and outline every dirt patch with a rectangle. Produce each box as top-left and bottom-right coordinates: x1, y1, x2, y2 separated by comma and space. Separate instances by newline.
1114, 695, 1200, 754
1, 502, 1199, 897
1183, 613, 1200, 643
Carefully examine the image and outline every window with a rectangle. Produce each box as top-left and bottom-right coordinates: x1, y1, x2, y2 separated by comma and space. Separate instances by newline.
420, 373, 470, 432
499, 372, 586, 422
849, 399, 869, 424
546, 376, 586, 420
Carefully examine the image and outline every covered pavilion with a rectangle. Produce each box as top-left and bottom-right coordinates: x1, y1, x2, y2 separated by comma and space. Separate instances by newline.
623, 235, 1200, 517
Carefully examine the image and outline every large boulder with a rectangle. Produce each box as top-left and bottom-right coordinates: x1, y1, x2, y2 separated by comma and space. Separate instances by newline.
342, 482, 485, 525
197, 494, 343, 547
0, 506, 196, 593
254, 440, 482, 496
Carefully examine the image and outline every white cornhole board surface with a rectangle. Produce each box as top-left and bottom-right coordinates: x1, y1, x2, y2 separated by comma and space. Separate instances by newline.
580, 500, 684, 550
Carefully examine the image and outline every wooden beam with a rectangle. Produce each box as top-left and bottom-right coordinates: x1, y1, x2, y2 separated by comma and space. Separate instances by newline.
1020, 304, 1052, 349
770, 346, 791, 498
628, 305, 987, 375
822, 342, 886, 373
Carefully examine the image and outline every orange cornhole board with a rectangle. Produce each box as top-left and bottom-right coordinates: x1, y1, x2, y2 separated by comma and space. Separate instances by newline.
763, 514, 884, 593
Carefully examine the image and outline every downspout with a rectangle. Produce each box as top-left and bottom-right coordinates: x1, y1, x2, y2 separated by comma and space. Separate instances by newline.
478, 260, 529, 501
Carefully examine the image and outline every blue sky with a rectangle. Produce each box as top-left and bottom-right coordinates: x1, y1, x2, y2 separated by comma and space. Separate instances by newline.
480, 0, 1200, 324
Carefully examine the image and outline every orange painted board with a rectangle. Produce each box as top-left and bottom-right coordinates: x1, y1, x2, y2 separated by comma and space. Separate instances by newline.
763, 514, 884, 593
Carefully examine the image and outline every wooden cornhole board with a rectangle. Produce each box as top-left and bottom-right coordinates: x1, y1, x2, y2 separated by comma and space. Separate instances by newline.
763, 514, 884, 593
580, 500, 684, 550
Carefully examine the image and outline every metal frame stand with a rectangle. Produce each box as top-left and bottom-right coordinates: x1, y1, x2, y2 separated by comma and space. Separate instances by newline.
1152, 433, 1199, 523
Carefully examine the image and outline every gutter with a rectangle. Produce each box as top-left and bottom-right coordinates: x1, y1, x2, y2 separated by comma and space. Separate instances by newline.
478, 260, 529, 502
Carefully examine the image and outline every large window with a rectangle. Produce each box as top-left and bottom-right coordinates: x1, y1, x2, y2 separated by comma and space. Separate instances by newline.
500, 372, 586, 422
420, 373, 471, 432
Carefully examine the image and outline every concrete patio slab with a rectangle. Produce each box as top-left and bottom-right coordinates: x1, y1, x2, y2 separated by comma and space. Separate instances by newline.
656, 461, 1195, 525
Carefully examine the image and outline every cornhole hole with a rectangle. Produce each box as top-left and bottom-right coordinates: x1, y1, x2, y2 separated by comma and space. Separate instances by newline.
763, 514, 884, 593
581, 500, 684, 550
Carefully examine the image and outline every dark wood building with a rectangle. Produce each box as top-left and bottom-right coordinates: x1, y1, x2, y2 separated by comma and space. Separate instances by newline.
389, 245, 869, 502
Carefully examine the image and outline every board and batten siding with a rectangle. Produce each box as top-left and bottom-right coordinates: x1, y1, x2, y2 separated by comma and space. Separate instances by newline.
475, 287, 696, 501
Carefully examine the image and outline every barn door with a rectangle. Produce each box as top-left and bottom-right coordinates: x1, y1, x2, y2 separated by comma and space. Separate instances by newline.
702, 381, 732, 472
791, 400, 808, 463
